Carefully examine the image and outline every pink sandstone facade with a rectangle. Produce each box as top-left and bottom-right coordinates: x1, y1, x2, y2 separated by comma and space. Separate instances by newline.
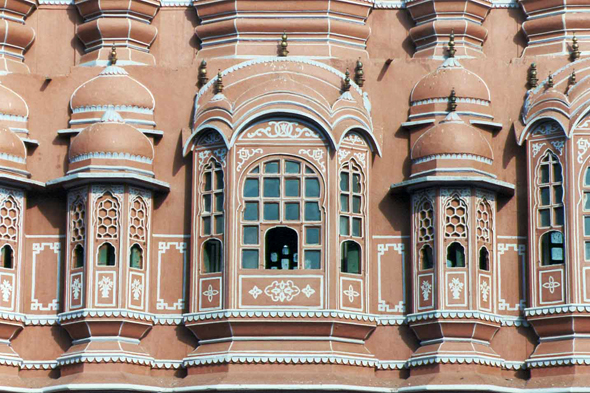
0, 0, 588, 390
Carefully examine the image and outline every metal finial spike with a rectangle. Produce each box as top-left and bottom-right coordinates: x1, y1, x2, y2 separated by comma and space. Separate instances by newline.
570, 69, 577, 87
214, 70, 224, 94
343, 69, 351, 92
448, 29, 456, 58
110, 44, 117, 65
199, 60, 208, 87
572, 32, 581, 61
547, 72, 554, 88
449, 88, 457, 112
354, 58, 365, 88
529, 62, 538, 89
279, 31, 289, 57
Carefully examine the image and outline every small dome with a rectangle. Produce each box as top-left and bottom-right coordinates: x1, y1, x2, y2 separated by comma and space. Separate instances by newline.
0, 125, 26, 160
412, 112, 493, 161
69, 109, 154, 164
410, 58, 490, 104
0, 83, 28, 119
70, 65, 155, 112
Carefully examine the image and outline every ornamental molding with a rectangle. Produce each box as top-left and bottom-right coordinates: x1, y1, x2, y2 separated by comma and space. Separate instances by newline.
70, 152, 153, 164
578, 138, 590, 163
247, 121, 321, 140
71, 105, 153, 115
532, 142, 546, 157
411, 97, 490, 107
198, 148, 227, 170
0, 152, 25, 164
57, 309, 156, 323
407, 310, 503, 324
299, 149, 326, 172
526, 357, 590, 368
524, 304, 590, 317
551, 140, 565, 156
183, 354, 376, 368
236, 148, 263, 172
57, 353, 154, 367
407, 355, 503, 368
412, 153, 492, 166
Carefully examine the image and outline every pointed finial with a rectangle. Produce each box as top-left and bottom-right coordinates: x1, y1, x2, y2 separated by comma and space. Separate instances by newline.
343, 69, 351, 92
279, 31, 289, 57
354, 58, 365, 87
570, 69, 577, 87
572, 32, 581, 61
449, 88, 457, 112
547, 72, 554, 88
448, 29, 456, 58
110, 44, 117, 65
528, 63, 538, 89
199, 60, 208, 87
214, 70, 223, 94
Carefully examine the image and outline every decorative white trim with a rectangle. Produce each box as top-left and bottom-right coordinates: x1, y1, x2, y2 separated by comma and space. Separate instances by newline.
70, 151, 153, 164
0, 152, 25, 164
30, 242, 60, 311
182, 353, 376, 368
412, 153, 492, 165
298, 149, 326, 172
156, 242, 187, 311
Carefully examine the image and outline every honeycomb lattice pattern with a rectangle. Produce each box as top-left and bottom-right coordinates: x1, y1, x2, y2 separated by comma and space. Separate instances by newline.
129, 197, 147, 242
96, 194, 119, 239
71, 201, 85, 242
417, 200, 434, 243
0, 196, 19, 241
476, 200, 491, 243
445, 197, 467, 238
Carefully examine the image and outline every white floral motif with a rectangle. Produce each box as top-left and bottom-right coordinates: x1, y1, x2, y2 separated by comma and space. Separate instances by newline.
343, 133, 365, 146
354, 152, 367, 168
448, 278, 464, 300
247, 121, 320, 139
542, 275, 561, 294
97, 276, 114, 298
298, 149, 326, 172
249, 285, 262, 299
0, 279, 12, 302
264, 280, 301, 302
343, 284, 360, 303
131, 279, 143, 301
202, 284, 219, 302
72, 278, 82, 300
200, 133, 222, 145
338, 149, 351, 165
578, 138, 590, 163
420, 280, 432, 301
302, 284, 315, 298
213, 148, 227, 166
480, 280, 490, 302
198, 150, 212, 170
236, 148, 263, 172
534, 122, 560, 136
551, 141, 565, 155
532, 143, 546, 157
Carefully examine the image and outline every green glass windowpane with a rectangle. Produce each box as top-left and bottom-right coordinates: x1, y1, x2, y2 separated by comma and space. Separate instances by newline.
215, 216, 224, 234
215, 193, 224, 212
553, 163, 562, 182
203, 217, 211, 235
305, 178, 320, 197
215, 170, 224, 190
352, 174, 361, 193
585, 241, 590, 260
340, 216, 350, 236
304, 250, 321, 269
340, 172, 350, 191
285, 179, 300, 197
264, 203, 280, 221
264, 178, 280, 197
304, 202, 320, 221
540, 188, 550, 206
585, 217, 590, 237
242, 250, 259, 269
555, 207, 564, 226
554, 185, 563, 203
244, 179, 259, 197
204, 195, 212, 212
264, 161, 279, 174
306, 227, 320, 245
305, 166, 314, 174
539, 210, 550, 227
204, 172, 212, 191
285, 161, 300, 174
586, 168, 590, 186
251, 166, 259, 174
540, 165, 549, 183
243, 226, 258, 245
352, 196, 361, 213
585, 192, 590, 211
341, 195, 349, 212
352, 218, 362, 237
244, 202, 258, 221
285, 203, 300, 220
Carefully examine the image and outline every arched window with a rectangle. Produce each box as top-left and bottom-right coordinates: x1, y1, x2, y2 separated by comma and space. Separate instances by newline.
541, 231, 564, 265
538, 151, 564, 228
97, 243, 116, 266
446, 242, 465, 268
129, 244, 143, 269
240, 157, 323, 270
72, 244, 84, 269
201, 161, 224, 236
0, 245, 13, 269
583, 167, 590, 260
417, 200, 434, 243
203, 239, 222, 273
479, 247, 490, 271
339, 160, 363, 237
420, 244, 434, 270
341, 240, 361, 274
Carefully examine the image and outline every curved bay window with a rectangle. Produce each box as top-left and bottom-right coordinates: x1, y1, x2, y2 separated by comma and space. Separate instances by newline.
240, 157, 323, 270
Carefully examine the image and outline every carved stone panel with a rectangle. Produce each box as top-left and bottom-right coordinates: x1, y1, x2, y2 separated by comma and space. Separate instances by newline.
239, 275, 323, 308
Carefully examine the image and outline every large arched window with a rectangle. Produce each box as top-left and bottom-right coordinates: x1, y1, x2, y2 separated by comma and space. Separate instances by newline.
538, 151, 564, 228
240, 157, 323, 270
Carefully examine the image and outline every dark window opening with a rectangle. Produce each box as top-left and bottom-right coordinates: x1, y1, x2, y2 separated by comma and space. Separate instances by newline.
97, 243, 116, 266
265, 227, 298, 270
541, 231, 564, 265
446, 242, 465, 268
204, 239, 222, 273
420, 244, 433, 270
341, 241, 361, 274
479, 247, 490, 271
129, 244, 143, 269
0, 245, 13, 269
72, 244, 84, 269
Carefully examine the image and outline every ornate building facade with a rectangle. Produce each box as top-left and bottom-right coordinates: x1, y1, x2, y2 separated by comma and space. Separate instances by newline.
0, 0, 586, 390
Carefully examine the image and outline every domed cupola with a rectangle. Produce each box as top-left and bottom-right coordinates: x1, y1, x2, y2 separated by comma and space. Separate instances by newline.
409, 57, 492, 122
0, 125, 27, 177
0, 82, 32, 139
68, 108, 154, 176
66, 64, 160, 137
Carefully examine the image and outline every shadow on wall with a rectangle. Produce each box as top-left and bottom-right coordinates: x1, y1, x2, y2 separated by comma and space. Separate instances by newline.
395, 11, 415, 59
67, 7, 85, 61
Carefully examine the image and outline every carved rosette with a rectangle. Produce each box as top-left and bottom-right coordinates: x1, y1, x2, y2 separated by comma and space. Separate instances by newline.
407, 0, 492, 59
74, 0, 160, 66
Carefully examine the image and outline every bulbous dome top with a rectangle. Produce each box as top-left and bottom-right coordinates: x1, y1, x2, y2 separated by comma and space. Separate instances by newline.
410, 58, 490, 103
70, 65, 155, 112
411, 112, 493, 161
69, 109, 154, 163
0, 83, 28, 119
0, 125, 26, 161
